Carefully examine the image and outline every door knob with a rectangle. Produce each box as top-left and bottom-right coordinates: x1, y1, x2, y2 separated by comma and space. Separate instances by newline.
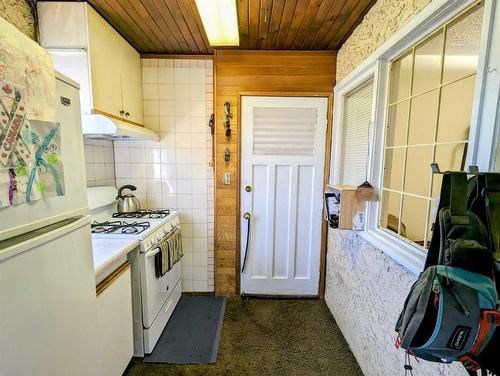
245, 185, 252, 192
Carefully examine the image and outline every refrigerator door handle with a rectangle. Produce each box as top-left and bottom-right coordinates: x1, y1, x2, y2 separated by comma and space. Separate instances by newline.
0, 215, 91, 263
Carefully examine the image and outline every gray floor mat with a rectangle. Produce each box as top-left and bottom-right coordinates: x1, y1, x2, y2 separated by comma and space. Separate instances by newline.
143, 296, 226, 364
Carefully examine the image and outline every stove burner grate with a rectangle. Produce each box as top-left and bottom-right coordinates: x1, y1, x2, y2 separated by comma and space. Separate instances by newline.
91, 220, 150, 234
112, 209, 170, 219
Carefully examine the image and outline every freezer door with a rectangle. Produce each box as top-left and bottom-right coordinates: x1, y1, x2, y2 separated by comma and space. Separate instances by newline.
0, 73, 89, 241
0, 216, 100, 375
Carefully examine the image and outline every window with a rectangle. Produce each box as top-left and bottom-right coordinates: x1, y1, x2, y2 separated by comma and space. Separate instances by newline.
340, 79, 374, 186
379, 3, 484, 250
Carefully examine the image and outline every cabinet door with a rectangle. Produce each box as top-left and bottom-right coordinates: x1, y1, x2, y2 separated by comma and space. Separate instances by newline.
96, 265, 133, 376
86, 5, 125, 118
120, 47, 144, 125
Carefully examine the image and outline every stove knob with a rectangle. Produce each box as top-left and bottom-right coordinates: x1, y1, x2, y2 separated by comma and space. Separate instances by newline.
163, 227, 168, 234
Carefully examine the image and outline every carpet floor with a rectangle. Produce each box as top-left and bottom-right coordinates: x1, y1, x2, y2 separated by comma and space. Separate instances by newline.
124, 298, 363, 376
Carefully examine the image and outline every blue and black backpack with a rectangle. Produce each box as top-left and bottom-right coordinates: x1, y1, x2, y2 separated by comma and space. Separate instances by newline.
395, 171, 500, 376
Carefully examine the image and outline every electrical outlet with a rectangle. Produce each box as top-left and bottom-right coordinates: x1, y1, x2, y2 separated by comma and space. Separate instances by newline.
223, 172, 231, 185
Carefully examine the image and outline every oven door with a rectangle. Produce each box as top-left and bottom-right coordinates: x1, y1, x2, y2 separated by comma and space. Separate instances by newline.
140, 231, 181, 328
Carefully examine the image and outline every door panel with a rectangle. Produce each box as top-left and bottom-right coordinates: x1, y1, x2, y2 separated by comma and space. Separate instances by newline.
241, 96, 327, 296
296, 165, 315, 279
274, 165, 291, 278
250, 164, 269, 278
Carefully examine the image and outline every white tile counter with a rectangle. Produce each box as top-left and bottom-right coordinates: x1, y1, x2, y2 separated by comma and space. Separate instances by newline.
92, 238, 139, 284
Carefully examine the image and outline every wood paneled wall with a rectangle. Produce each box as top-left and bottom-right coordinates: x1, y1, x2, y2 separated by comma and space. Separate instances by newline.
214, 50, 336, 296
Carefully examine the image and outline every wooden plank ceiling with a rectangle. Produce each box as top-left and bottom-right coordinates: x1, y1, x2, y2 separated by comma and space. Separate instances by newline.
85, 0, 375, 54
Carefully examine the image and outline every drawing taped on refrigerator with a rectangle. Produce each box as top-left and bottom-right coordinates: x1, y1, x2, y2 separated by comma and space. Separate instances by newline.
0, 80, 64, 207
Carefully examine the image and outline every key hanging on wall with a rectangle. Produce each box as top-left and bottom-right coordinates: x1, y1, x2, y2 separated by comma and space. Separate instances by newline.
224, 101, 232, 139
208, 113, 214, 170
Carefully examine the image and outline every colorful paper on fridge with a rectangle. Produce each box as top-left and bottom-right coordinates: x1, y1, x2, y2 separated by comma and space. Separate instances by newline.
0, 17, 56, 122
0, 81, 64, 208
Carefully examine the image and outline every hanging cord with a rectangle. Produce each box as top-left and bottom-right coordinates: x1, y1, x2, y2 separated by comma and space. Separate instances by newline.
364, 119, 372, 181
241, 213, 251, 273
404, 351, 414, 376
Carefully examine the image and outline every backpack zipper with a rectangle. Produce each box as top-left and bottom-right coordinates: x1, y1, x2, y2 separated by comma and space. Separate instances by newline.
433, 283, 440, 309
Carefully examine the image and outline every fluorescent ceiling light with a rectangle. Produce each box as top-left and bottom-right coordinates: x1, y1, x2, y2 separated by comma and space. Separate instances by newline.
195, 0, 240, 46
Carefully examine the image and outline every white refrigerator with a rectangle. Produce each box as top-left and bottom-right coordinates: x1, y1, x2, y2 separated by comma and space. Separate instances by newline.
0, 73, 100, 375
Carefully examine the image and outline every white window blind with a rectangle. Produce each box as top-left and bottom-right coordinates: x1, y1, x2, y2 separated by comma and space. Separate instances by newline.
340, 79, 374, 186
253, 107, 317, 156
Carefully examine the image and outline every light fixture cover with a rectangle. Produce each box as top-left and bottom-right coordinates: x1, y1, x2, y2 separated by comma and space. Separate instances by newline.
195, 0, 240, 46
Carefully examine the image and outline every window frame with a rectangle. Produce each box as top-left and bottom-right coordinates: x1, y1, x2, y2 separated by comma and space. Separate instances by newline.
330, 0, 500, 275
331, 69, 377, 185
339, 78, 375, 186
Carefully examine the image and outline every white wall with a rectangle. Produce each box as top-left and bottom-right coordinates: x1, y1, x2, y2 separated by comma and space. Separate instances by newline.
112, 58, 215, 292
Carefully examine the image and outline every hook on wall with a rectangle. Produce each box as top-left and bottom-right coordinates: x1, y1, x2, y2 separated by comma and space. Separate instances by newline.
431, 163, 482, 175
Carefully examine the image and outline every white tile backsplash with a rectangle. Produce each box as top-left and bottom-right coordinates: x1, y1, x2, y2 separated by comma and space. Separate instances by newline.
173, 68, 190, 84
84, 139, 115, 187
159, 117, 175, 133
158, 67, 174, 83
114, 58, 215, 292
142, 67, 158, 84
158, 84, 174, 100
174, 100, 190, 117
143, 83, 159, 100
144, 100, 159, 116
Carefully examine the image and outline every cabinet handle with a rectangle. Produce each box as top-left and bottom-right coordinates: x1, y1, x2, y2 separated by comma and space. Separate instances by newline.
119, 110, 125, 115
125, 112, 130, 117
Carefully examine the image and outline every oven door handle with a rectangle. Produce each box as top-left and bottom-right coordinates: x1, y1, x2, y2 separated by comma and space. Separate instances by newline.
145, 228, 179, 259
146, 247, 161, 259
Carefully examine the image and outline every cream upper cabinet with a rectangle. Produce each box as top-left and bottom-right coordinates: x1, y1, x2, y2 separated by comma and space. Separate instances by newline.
116, 39, 144, 125
38, 2, 144, 125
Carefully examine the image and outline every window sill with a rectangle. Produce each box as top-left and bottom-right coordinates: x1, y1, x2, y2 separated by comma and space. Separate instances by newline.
357, 228, 426, 276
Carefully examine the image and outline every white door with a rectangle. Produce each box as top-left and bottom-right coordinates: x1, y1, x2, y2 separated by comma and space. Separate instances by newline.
240, 96, 328, 296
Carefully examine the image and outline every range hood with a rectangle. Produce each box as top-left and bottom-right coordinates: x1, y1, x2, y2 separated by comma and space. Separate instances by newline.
81, 114, 159, 141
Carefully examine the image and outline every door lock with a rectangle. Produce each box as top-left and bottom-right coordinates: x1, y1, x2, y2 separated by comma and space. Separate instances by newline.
245, 185, 252, 192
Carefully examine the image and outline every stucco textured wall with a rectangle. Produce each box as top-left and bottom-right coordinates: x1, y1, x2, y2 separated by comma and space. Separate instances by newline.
0, 0, 35, 40
327, 1, 469, 374
325, 229, 466, 376
336, 0, 431, 82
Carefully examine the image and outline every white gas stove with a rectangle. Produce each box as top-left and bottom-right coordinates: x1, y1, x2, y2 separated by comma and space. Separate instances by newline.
90, 209, 181, 252
87, 187, 182, 357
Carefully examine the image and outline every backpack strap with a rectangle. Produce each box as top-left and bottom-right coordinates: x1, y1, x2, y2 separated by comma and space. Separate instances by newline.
483, 173, 500, 262
425, 173, 451, 269
460, 310, 500, 373
449, 172, 469, 215
425, 172, 468, 270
